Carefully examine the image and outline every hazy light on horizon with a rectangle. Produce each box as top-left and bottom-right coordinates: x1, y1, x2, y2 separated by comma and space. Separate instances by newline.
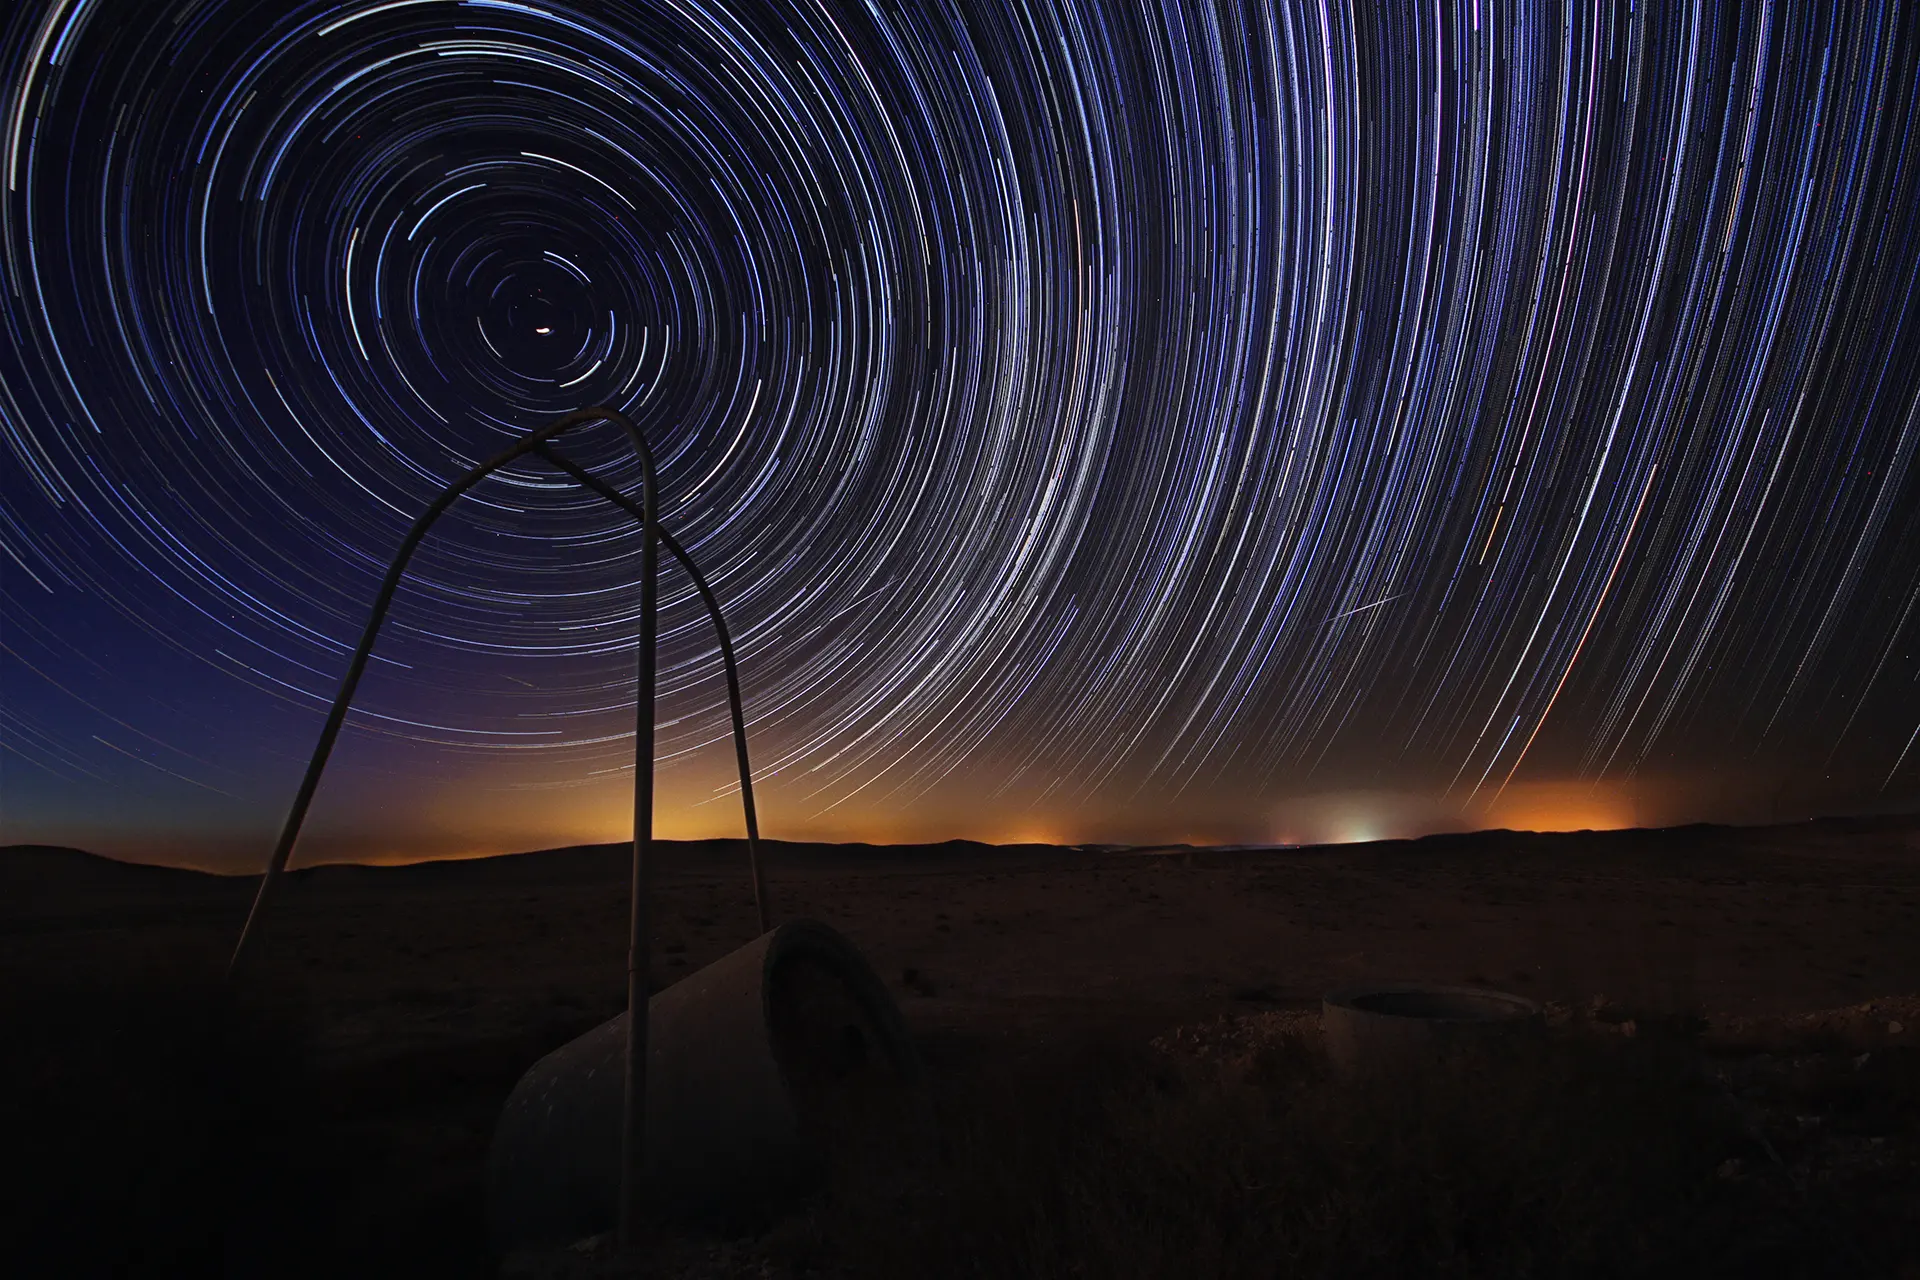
3, 0, 1917, 855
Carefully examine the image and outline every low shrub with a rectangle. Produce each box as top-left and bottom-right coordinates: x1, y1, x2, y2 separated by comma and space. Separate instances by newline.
0, 966, 335, 1275
780, 1028, 1878, 1279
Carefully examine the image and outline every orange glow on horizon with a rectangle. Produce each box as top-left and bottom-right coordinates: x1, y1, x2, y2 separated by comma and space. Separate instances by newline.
1485, 780, 1635, 833
15, 748, 1807, 875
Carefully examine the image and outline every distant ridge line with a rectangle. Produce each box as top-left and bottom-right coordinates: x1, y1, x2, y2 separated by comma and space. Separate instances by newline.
5, 809, 1915, 881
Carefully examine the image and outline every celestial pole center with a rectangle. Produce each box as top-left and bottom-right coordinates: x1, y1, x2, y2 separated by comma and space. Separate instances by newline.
2, 0, 1917, 863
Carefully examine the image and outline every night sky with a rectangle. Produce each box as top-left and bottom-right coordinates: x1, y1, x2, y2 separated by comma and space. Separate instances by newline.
3, 0, 1918, 868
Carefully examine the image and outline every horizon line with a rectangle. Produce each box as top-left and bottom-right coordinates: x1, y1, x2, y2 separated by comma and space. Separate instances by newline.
8, 809, 1916, 877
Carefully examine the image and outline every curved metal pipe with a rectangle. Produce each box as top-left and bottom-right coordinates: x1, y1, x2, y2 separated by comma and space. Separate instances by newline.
224, 405, 660, 1248
532, 442, 769, 936
227, 406, 657, 966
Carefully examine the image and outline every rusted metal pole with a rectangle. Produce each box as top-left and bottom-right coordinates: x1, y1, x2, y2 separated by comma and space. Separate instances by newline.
620, 448, 657, 1251
532, 444, 770, 935
715, 603, 768, 935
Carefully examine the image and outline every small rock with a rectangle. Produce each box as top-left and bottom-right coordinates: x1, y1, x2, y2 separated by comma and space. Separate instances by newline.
1717, 1158, 1743, 1179
1618, 1019, 1637, 1038
1853, 1052, 1872, 1069
1890, 1020, 1904, 1035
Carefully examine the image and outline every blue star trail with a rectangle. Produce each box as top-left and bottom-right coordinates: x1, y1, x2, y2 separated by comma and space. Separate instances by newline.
2, 0, 1917, 861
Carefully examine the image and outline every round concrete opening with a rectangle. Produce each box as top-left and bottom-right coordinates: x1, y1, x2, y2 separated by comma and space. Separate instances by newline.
768, 951, 915, 1156
771, 954, 891, 1085
486, 919, 916, 1253
1322, 982, 1540, 1071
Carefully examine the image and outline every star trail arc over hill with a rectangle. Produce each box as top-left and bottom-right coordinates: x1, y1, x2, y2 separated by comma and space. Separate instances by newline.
2, 0, 1918, 863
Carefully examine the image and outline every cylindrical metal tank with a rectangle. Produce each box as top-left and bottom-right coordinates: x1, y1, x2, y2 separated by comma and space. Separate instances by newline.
487, 918, 917, 1252
1322, 981, 1541, 1072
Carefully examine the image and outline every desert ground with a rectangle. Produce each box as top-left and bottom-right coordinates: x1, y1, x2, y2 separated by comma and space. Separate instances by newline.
5, 815, 1919, 1275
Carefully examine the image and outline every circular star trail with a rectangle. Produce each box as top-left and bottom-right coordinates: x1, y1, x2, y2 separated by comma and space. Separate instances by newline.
3, 0, 1918, 849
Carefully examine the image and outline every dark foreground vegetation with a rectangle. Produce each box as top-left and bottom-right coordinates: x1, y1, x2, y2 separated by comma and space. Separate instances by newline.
774, 1017, 1919, 1280
4, 966, 552, 1277
5, 968, 1916, 1279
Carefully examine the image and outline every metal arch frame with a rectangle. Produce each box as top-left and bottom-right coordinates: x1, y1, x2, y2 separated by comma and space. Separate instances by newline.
225, 405, 767, 1249
531, 441, 767, 935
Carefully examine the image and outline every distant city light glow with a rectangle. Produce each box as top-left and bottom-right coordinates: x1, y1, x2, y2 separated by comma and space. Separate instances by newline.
2, 0, 1916, 866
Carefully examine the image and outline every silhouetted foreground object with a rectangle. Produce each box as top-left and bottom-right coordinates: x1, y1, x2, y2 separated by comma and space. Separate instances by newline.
224, 405, 771, 1250
486, 918, 917, 1252
1, 970, 335, 1275
1322, 982, 1542, 1071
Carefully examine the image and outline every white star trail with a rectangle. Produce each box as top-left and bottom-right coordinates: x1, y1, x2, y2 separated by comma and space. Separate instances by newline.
0, 0, 1916, 853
